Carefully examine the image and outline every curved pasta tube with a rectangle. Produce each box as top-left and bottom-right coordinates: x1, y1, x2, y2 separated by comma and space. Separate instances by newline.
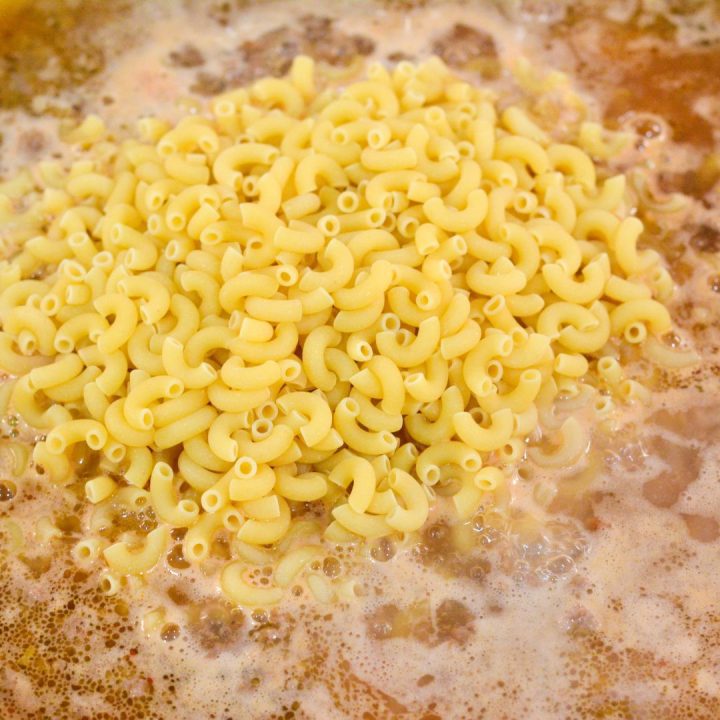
329, 454, 377, 514
103, 525, 169, 576
465, 257, 527, 296
94, 293, 138, 354
554, 300, 611, 353
332, 261, 394, 311
103, 398, 154, 448
344, 80, 400, 118
154, 405, 218, 450
124, 375, 184, 431
117, 275, 171, 325
528, 218, 582, 275
54, 312, 108, 353
416, 441, 482, 485
494, 135, 549, 175
404, 353, 448, 403
609, 299, 672, 339
503, 333, 553, 369
375, 316, 440, 368
423, 189, 488, 233
220, 561, 284, 606
386, 468, 428, 532
542, 253, 610, 304
226, 463, 274, 503
229, 322, 299, 363
331, 503, 392, 539
276, 391, 332, 447
220, 358, 282, 391
350, 389, 403, 432
274, 467, 327, 502
295, 154, 348, 194
46, 419, 107, 454
463, 333, 513, 397
333, 397, 398, 456
235, 424, 296, 465
528, 416, 589, 468
4, 306, 57, 356
475, 368, 543, 414
161, 337, 217, 389
237, 495, 291, 545
453, 408, 514, 452
405, 386, 464, 445
150, 461, 199, 526
274, 545, 324, 588
212, 143, 279, 190
302, 325, 341, 392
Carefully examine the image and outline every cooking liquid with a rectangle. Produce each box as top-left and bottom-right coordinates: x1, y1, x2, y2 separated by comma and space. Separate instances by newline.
1, 2, 720, 718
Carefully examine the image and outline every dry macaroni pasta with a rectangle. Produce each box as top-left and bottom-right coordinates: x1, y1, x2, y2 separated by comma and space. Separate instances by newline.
0, 56, 679, 607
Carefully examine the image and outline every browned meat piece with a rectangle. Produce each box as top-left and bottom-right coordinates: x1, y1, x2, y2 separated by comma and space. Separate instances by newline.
432, 22, 498, 67
168, 43, 205, 68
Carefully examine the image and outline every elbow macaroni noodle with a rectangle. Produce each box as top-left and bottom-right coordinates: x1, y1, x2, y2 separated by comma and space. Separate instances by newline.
0, 56, 681, 607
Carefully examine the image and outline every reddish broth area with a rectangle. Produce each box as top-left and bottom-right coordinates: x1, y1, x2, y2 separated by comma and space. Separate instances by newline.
1, 2, 720, 719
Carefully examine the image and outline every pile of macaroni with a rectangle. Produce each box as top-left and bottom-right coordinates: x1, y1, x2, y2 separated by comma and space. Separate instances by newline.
0, 56, 674, 606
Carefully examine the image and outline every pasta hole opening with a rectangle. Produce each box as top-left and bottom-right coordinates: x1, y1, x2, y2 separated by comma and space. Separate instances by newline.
157, 141, 176, 158
242, 176, 259, 197
99, 576, 117, 594
214, 100, 235, 117
416, 291, 435, 310
318, 215, 340, 237
476, 377, 494, 397
107, 445, 126, 462
451, 236, 468, 255
399, 217, 419, 238
281, 362, 301, 382
510, 327, 528, 346
198, 136, 219, 154
331, 128, 350, 145
258, 403, 278, 421
167, 212, 186, 232
422, 465, 441, 486
200, 228, 221, 245
86, 431, 105, 450
624, 322, 647, 344
54, 337, 73, 354
180, 499, 198, 515
367, 208, 386, 227
356, 342, 372, 360
338, 191, 359, 213
470, 407, 488, 424
367, 129, 387, 149
277, 267, 297, 286
498, 336, 514, 356
138, 409, 154, 430
167, 381, 183, 398
476, 476, 497, 491
147, 215, 162, 235
487, 360, 503, 382
343, 398, 360, 416
40, 296, 59, 316
381, 314, 400, 332
236, 457, 257, 479
47, 436, 65, 454
190, 541, 207, 560
484, 296, 504, 316
462, 455, 482, 472
380, 431, 395, 448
